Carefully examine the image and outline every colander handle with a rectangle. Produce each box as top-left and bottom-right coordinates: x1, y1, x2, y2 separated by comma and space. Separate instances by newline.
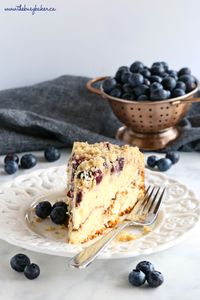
172, 97, 200, 105
86, 76, 107, 96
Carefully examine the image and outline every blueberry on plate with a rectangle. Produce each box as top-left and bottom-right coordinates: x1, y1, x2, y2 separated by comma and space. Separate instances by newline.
128, 73, 144, 87
178, 67, 191, 77
130, 61, 144, 73
44, 147, 61, 162
4, 153, 19, 165
149, 75, 162, 83
109, 88, 122, 98
147, 155, 158, 168
175, 81, 186, 91
137, 94, 148, 100
50, 207, 67, 225
10, 253, 30, 272
4, 161, 18, 174
146, 270, 164, 287
136, 261, 155, 275
172, 88, 185, 98
128, 269, 146, 286
157, 158, 172, 171
102, 77, 117, 93
24, 263, 40, 280
161, 76, 176, 91
20, 154, 37, 169
166, 151, 180, 164
35, 201, 52, 219
52, 201, 68, 212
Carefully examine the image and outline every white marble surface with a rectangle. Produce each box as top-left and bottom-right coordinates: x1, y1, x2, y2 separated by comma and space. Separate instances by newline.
0, 150, 200, 300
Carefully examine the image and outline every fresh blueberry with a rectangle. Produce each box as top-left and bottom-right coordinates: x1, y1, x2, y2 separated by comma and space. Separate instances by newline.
151, 64, 165, 76
130, 61, 144, 73
50, 207, 67, 225
121, 71, 132, 83
161, 61, 169, 71
136, 261, 155, 275
149, 75, 162, 83
167, 69, 178, 77
109, 88, 122, 98
179, 74, 195, 84
162, 72, 169, 78
10, 254, 30, 272
133, 84, 149, 97
52, 201, 68, 212
161, 77, 176, 91
128, 269, 146, 287
121, 93, 135, 100
144, 78, 150, 86
20, 154, 37, 169
166, 151, 180, 164
4, 153, 19, 165
4, 161, 18, 174
147, 155, 158, 168
102, 77, 117, 93
128, 73, 144, 87
44, 147, 61, 162
137, 94, 148, 100
150, 82, 163, 91
146, 270, 164, 287
172, 88, 185, 98
186, 81, 196, 92
150, 88, 169, 100
176, 81, 186, 91
35, 201, 52, 219
24, 263, 40, 280
140, 68, 151, 78
178, 67, 191, 77
157, 158, 172, 171
122, 83, 133, 93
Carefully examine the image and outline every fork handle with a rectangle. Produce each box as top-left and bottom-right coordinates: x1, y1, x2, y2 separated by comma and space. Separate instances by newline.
68, 221, 132, 269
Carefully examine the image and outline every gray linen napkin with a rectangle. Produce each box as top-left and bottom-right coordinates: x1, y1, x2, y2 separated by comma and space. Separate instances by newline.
0, 75, 199, 154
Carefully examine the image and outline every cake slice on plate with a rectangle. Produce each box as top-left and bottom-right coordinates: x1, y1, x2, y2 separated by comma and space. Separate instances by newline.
67, 142, 145, 244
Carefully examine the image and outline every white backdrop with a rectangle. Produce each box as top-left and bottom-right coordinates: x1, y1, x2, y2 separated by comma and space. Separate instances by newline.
0, 0, 199, 90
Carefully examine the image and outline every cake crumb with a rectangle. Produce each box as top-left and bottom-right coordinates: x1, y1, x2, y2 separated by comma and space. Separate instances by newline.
116, 231, 137, 242
45, 226, 56, 231
143, 226, 152, 234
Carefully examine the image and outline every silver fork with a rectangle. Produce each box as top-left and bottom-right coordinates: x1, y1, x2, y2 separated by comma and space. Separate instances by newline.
68, 186, 165, 269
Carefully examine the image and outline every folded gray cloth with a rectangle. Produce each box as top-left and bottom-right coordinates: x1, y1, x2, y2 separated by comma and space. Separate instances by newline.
0, 75, 200, 154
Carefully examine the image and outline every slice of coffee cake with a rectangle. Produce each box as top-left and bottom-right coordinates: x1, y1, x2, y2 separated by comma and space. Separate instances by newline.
67, 142, 144, 244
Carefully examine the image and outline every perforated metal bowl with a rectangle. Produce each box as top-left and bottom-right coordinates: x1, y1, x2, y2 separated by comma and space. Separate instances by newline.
87, 76, 200, 150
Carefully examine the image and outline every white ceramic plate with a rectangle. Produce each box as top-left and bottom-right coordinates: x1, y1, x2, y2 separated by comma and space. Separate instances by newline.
0, 166, 199, 259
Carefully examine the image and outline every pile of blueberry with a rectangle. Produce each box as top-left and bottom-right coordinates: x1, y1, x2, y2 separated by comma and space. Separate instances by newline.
3, 146, 61, 175
129, 260, 164, 288
35, 200, 69, 225
147, 151, 180, 172
103, 61, 197, 101
10, 253, 40, 280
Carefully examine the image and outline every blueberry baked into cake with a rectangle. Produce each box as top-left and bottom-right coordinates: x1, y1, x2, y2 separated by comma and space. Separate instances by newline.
67, 142, 145, 244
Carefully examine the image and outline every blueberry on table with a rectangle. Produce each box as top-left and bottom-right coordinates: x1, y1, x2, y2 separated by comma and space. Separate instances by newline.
44, 147, 61, 162
136, 260, 155, 275
161, 76, 176, 91
4, 153, 19, 165
178, 67, 191, 77
128, 269, 146, 286
176, 81, 186, 91
166, 151, 180, 164
52, 201, 68, 212
130, 61, 144, 73
102, 77, 117, 93
24, 263, 40, 280
128, 73, 144, 87
10, 253, 30, 272
50, 207, 67, 225
157, 158, 172, 171
35, 201, 52, 219
149, 75, 162, 83
147, 155, 158, 168
172, 88, 185, 98
146, 270, 164, 287
109, 88, 122, 98
20, 154, 37, 169
4, 161, 18, 174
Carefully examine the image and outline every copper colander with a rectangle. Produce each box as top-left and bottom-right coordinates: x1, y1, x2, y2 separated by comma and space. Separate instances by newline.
87, 76, 200, 150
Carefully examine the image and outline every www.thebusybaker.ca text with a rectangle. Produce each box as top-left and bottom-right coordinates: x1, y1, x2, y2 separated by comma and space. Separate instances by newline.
4, 4, 56, 15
